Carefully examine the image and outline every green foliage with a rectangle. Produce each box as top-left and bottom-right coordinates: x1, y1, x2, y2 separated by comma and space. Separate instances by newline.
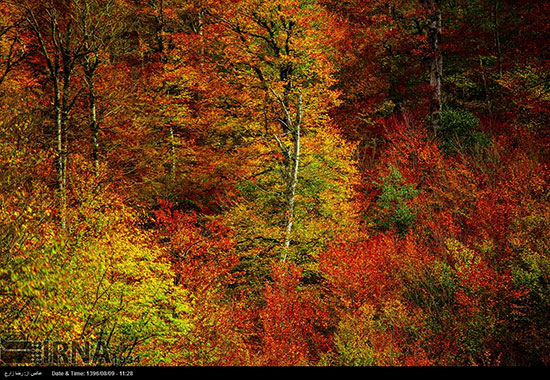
507, 207, 550, 364
330, 300, 426, 366
331, 305, 378, 366
0, 184, 192, 365
438, 109, 491, 154
226, 126, 360, 289
373, 165, 420, 236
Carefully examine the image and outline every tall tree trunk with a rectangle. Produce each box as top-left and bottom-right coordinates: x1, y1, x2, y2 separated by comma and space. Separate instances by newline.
59, 50, 74, 231
427, 0, 442, 134
86, 68, 100, 179
492, 0, 502, 77
273, 92, 302, 262
153, 0, 177, 183
169, 125, 176, 182
54, 81, 67, 231
24, 4, 84, 230
282, 112, 300, 260
198, 8, 205, 57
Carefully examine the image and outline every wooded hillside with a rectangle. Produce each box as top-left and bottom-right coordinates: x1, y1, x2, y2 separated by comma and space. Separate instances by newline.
1, 0, 549, 366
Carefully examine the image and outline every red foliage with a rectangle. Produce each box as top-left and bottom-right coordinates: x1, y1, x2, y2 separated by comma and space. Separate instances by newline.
258, 262, 333, 366
154, 199, 239, 293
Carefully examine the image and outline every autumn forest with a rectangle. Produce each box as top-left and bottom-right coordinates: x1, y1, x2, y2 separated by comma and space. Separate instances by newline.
1, 0, 549, 367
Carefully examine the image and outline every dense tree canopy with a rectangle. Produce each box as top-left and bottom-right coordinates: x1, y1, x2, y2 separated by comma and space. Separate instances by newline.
1, 0, 549, 367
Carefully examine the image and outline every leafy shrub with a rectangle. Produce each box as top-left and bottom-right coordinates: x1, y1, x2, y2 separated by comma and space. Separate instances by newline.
438, 109, 491, 154
373, 165, 420, 236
